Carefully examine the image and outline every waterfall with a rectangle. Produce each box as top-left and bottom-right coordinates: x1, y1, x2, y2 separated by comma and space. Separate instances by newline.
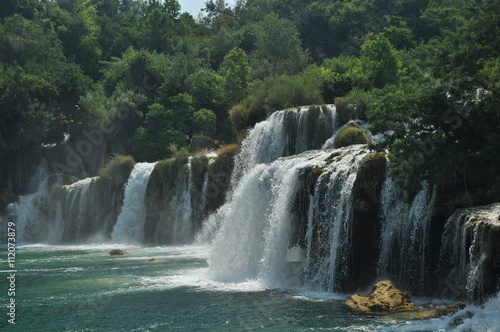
7, 174, 76, 243
208, 145, 370, 289
171, 162, 194, 244
9, 177, 51, 243
439, 203, 500, 302
111, 162, 156, 244
232, 105, 337, 185
377, 178, 437, 294
303, 146, 370, 291
143, 155, 210, 245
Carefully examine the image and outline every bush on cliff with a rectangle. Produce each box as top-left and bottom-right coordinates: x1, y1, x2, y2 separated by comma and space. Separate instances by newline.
333, 126, 369, 148
98, 155, 135, 180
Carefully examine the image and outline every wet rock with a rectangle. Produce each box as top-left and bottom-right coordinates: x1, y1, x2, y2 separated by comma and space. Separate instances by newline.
345, 280, 416, 313
146, 258, 164, 263
109, 249, 128, 255
389, 302, 467, 320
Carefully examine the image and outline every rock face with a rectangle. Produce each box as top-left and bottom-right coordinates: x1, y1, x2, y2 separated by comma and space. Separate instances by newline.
109, 249, 128, 255
345, 280, 416, 313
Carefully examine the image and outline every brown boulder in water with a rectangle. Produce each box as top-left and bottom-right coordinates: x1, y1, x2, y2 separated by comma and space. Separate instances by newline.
109, 249, 128, 255
345, 280, 416, 313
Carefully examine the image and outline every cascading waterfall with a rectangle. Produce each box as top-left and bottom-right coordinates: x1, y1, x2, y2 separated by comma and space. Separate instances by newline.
111, 162, 156, 244
232, 105, 337, 185
208, 145, 370, 289
303, 146, 370, 291
9, 177, 51, 243
209, 150, 330, 283
7, 174, 75, 243
144, 155, 211, 245
439, 203, 500, 302
172, 162, 194, 244
377, 178, 437, 294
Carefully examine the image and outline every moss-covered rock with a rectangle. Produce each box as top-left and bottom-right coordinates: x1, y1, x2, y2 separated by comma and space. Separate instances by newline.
333, 126, 369, 148
98, 155, 135, 184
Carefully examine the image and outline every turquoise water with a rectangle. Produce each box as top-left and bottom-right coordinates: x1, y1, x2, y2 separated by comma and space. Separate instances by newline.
0, 245, 496, 331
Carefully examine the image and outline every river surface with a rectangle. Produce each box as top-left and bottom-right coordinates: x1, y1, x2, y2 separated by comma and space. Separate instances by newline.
0, 244, 498, 331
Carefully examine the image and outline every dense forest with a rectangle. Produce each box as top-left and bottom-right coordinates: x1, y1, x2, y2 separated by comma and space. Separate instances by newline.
0, 0, 499, 200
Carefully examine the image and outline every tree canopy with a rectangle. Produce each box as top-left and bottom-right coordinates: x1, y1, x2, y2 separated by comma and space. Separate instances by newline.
0, 0, 498, 200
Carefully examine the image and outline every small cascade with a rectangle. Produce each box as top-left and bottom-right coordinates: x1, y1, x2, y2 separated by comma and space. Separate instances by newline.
7, 173, 76, 243
9, 177, 51, 243
208, 145, 370, 289
303, 146, 371, 291
438, 203, 500, 302
172, 162, 194, 243
111, 162, 156, 244
59, 177, 102, 242
232, 105, 337, 185
377, 178, 437, 294
144, 155, 210, 245
26, 158, 49, 193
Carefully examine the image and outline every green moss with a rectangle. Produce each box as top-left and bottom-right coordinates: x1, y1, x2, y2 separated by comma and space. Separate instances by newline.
150, 154, 189, 193
334, 97, 350, 125
308, 167, 324, 193
190, 155, 209, 190
98, 154, 135, 179
325, 151, 342, 165
207, 144, 240, 211
333, 126, 370, 148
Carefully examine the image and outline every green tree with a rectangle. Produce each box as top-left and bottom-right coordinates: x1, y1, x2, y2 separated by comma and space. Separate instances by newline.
193, 109, 217, 137
141, 8, 174, 53
221, 47, 250, 103
360, 34, 401, 88
251, 13, 309, 78
130, 103, 188, 161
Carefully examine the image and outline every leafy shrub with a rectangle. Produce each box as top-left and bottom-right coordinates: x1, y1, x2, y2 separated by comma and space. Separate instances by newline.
333, 126, 369, 148
347, 88, 375, 120
228, 104, 252, 133
335, 97, 350, 124
98, 154, 135, 179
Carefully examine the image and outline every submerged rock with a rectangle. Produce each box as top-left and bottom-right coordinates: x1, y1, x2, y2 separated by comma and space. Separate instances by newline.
109, 249, 128, 255
345, 280, 416, 313
146, 258, 164, 263
389, 302, 467, 320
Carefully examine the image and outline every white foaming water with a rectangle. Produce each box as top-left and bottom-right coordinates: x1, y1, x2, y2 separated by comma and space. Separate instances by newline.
27, 158, 49, 193
232, 105, 337, 186
8, 177, 51, 243
209, 150, 330, 284
209, 145, 370, 291
172, 162, 194, 243
111, 162, 156, 244
377, 178, 436, 294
